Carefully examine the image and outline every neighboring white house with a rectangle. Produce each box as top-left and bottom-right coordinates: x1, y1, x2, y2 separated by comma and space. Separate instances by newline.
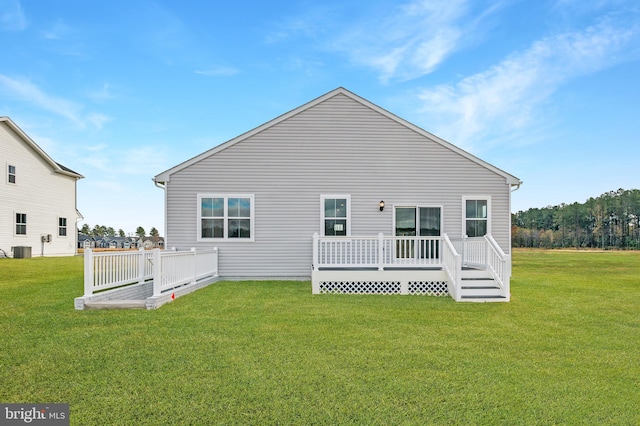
1, 117, 83, 257
153, 88, 522, 301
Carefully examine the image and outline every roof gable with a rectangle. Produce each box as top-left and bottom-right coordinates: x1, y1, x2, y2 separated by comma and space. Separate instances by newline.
154, 88, 520, 186
0, 116, 83, 179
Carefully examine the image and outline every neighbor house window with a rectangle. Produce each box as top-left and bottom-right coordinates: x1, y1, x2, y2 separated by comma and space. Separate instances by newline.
8, 165, 16, 184
58, 217, 67, 237
198, 194, 254, 240
321, 195, 350, 236
464, 197, 490, 237
15, 213, 27, 235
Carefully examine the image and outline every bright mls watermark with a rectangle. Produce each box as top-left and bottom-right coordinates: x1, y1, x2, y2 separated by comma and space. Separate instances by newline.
1, 404, 69, 425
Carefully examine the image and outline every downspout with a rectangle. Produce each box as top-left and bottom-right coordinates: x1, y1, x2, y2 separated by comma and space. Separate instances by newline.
508, 180, 523, 282
75, 176, 84, 255
154, 179, 167, 248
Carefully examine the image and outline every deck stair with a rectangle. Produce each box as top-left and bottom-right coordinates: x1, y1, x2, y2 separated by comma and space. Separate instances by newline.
459, 267, 507, 302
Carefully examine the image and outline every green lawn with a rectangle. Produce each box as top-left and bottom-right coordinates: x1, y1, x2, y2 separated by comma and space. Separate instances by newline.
1, 250, 638, 425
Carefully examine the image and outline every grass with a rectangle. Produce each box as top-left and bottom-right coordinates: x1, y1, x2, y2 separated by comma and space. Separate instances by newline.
1, 250, 639, 425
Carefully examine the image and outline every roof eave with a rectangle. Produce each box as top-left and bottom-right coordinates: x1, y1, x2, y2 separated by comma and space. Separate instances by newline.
1, 117, 84, 179
153, 87, 521, 184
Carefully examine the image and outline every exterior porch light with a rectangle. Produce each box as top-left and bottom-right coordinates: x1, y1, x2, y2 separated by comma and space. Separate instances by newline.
379, 200, 385, 211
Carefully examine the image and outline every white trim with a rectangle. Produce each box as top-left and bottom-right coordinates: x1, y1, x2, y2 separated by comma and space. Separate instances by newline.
7, 163, 16, 184
320, 195, 351, 236
462, 196, 491, 237
197, 194, 255, 242
0, 117, 83, 179
153, 88, 521, 187
392, 204, 444, 236
14, 211, 27, 237
58, 216, 68, 238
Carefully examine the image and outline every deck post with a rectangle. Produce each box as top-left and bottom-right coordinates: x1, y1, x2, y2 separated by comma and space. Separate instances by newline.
152, 248, 162, 297
454, 253, 462, 302
312, 233, 319, 271
461, 235, 467, 267
213, 247, 219, 277
378, 233, 384, 270
191, 247, 197, 285
505, 253, 511, 299
137, 247, 145, 285
83, 248, 93, 297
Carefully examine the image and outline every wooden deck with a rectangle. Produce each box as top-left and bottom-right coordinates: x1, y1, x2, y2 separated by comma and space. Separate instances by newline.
312, 233, 511, 302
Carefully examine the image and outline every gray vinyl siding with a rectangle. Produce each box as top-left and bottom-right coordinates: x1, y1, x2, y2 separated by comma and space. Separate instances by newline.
164, 93, 513, 279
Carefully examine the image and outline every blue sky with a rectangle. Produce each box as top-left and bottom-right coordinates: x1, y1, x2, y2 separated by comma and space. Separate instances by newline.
1, 0, 639, 236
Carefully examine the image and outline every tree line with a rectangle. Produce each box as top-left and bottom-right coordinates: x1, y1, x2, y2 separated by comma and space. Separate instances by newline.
512, 188, 640, 249
79, 224, 160, 239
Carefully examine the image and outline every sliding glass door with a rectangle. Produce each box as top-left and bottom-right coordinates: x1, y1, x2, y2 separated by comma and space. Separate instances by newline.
395, 206, 441, 259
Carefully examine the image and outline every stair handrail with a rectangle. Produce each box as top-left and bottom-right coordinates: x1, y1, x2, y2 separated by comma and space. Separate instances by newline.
442, 233, 462, 301
484, 234, 510, 299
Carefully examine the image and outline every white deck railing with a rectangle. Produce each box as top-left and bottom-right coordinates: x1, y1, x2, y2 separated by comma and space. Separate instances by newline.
83, 247, 218, 298
460, 237, 488, 266
313, 233, 510, 299
448, 235, 510, 297
484, 235, 510, 296
442, 234, 462, 301
313, 233, 444, 270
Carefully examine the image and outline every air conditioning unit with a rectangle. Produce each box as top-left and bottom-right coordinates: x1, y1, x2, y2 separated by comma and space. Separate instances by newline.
13, 246, 32, 258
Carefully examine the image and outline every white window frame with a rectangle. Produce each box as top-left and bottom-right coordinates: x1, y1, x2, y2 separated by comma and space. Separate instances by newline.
7, 164, 16, 184
58, 217, 68, 237
462, 196, 491, 237
197, 194, 255, 242
320, 195, 351, 236
15, 212, 27, 236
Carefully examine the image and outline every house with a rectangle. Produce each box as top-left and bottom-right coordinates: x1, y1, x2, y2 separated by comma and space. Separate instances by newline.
78, 234, 96, 249
140, 236, 164, 249
1, 117, 83, 257
153, 88, 521, 301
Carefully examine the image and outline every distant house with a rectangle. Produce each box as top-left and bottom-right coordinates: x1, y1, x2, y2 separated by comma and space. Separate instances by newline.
78, 234, 96, 249
141, 236, 164, 249
78, 234, 164, 250
1, 117, 83, 257
153, 88, 521, 301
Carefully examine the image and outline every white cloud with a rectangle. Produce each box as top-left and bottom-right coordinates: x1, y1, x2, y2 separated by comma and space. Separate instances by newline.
263, 0, 501, 81
417, 14, 640, 150
264, 6, 336, 44
86, 83, 116, 102
0, 74, 113, 129
0, 0, 27, 31
87, 113, 112, 130
194, 66, 240, 77
120, 146, 170, 176
41, 20, 72, 40
78, 144, 169, 177
330, 0, 473, 82
0, 74, 82, 123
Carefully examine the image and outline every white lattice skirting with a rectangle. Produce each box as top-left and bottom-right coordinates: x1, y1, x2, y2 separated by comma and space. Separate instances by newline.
312, 269, 451, 296
318, 280, 448, 296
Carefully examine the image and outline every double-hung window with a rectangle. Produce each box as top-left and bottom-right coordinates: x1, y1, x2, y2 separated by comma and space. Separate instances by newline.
58, 217, 67, 237
321, 195, 350, 236
464, 197, 490, 237
15, 213, 27, 235
8, 165, 16, 184
198, 194, 254, 240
